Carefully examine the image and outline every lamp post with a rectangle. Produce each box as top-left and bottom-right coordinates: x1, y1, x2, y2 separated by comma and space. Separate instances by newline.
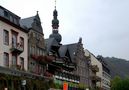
21, 80, 26, 90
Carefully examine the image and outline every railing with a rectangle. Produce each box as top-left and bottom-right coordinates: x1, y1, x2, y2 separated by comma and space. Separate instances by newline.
31, 55, 55, 64
90, 75, 101, 81
10, 43, 23, 54
10, 64, 25, 71
90, 65, 99, 72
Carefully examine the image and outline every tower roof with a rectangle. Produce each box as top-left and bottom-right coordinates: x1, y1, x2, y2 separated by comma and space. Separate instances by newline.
49, 0, 62, 43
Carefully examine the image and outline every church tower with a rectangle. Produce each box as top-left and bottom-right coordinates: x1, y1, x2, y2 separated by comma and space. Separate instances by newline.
49, 0, 62, 43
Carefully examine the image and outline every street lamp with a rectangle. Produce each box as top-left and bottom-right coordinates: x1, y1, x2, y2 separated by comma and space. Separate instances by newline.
21, 80, 26, 90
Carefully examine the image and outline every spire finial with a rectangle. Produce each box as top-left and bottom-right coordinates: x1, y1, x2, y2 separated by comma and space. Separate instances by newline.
37, 11, 39, 15
55, 0, 56, 9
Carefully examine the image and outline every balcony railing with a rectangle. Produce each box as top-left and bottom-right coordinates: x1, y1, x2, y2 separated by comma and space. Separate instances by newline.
54, 72, 80, 83
90, 75, 101, 82
31, 55, 55, 64
10, 43, 23, 54
10, 64, 24, 71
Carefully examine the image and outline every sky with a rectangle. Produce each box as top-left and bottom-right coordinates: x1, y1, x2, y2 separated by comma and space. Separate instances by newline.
0, 0, 129, 60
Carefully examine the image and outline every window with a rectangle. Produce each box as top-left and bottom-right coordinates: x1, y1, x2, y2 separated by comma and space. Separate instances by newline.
12, 54, 17, 66
4, 11, 8, 17
20, 57, 24, 70
14, 18, 18, 24
4, 52, 9, 67
20, 37, 24, 50
10, 15, 13, 22
3, 30, 9, 45
11, 30, 18, 48
31, 46, 33, 54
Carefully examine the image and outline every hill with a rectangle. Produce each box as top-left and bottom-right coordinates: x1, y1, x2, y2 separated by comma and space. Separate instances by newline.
103, 57, 129, 79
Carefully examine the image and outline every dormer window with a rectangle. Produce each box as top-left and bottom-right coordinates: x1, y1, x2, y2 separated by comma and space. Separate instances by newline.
10, 15, 13, 22
14, 18, 18, 24
4, 11, 8, 17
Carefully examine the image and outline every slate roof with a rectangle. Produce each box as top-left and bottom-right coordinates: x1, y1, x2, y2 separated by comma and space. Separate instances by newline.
67, 43, 78, 61
58, 43, 78, 62
20, 14, 43, 34
45, 38, 60, 53
20, 16, 34, 29
58, 45, 68, 57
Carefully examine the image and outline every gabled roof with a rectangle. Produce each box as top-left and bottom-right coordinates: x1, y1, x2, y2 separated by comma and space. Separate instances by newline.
58, 43, 78, 62
67, 43, 78, 62
20, 13, 43, 34
58, 45, 68, 57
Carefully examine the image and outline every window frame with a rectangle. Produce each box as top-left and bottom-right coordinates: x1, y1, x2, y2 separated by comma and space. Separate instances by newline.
11, 30, 18, 48
20, 57, 24, 70
12, 54, 17, 66
20, 37, 24, 50
3, 29, 9, 45
3, 52, 9, 67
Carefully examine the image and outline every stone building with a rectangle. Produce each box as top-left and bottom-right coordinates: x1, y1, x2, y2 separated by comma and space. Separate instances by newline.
20, 11, 46, 75
45, 7, 80, 89
64, 38, 90, 87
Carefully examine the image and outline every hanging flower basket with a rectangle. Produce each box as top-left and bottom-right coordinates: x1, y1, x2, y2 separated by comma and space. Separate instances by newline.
31, 54, 38, 60
45, 55, 55, 62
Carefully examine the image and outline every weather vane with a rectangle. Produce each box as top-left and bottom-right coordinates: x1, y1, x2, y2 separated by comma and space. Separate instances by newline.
55, 0, 56, 9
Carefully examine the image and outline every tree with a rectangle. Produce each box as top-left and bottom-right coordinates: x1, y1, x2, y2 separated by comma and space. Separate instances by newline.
111, 76, 129, 90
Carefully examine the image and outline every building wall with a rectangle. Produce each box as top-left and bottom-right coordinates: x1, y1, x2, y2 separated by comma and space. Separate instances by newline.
102, 70, 111, 90
85, 49, 103, 87
73, 42, 89, 86
0, 20, 28, 70
28, 29, 46, 75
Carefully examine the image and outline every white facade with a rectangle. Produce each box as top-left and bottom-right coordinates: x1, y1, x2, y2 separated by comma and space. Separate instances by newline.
0, 20, 28, 70
85, 49, 103, 87
102, 69, 111, 90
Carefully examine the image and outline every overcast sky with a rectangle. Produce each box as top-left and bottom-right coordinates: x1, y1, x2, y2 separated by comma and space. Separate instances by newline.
1, 0, 129, 60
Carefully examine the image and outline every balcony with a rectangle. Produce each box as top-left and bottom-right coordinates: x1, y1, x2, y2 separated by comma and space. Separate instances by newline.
10, 43, 23, 54
10, 64, 24, 71
90, 65, 99, 72
61, 63, 76, 71
53, 58, 64, 64
31, 55, 55, 64
91, 75, 101, 82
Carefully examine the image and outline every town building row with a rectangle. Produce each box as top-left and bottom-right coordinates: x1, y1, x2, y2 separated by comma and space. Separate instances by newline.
0, 5, 111, 90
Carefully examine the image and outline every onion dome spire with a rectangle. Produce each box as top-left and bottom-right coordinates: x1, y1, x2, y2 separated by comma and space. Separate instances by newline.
52, 0, 59, 29
49, 0, 62, 43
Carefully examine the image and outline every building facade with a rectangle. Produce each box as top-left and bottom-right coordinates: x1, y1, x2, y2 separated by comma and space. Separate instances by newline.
97, 55, 111, 90
45, 7, 80, 89
20, 12, 46, 75
0, 5, 28, 71
85, 49, 102, 89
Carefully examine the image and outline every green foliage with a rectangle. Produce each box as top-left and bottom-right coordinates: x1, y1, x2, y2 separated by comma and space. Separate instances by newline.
78, 83, 87, 89
111, 76, 129, 90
